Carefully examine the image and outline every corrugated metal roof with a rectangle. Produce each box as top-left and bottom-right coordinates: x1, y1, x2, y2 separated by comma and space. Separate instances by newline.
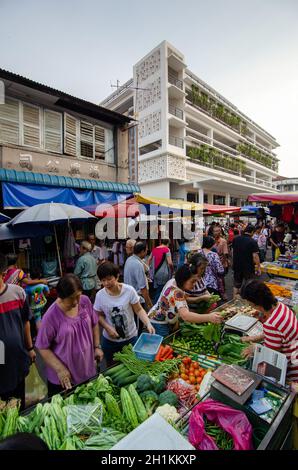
0, 68, 133, 125
0, 169, 140, 193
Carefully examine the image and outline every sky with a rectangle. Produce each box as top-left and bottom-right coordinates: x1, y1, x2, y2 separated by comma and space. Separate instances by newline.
0, 0, 297, 177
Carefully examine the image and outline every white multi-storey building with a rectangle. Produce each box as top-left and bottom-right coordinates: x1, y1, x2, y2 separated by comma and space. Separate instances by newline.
101, 41, 280, 206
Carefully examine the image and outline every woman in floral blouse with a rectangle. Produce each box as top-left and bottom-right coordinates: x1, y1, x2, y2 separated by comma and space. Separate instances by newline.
199, 236, 224, 298
148, 265, 222, 337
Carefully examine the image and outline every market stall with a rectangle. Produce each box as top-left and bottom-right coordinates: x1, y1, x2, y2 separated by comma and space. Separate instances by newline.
1, 293, 295, 451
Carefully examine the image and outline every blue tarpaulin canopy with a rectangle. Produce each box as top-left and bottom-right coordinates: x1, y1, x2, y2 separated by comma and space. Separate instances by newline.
0, 169, 139, 210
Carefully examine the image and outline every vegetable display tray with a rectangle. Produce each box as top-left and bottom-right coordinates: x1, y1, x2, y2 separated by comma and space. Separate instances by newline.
133, 333, 163, 361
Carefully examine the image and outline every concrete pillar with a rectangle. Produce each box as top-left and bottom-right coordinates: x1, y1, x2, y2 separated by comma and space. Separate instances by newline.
198, 187, 204, 205
252, 169, 257, 183
225, 193, 231, 206
207, 128, 214, 146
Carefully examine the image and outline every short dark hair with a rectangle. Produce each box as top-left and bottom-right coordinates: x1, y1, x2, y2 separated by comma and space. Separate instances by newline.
244, 224, 255, 234
0, 253, 8, 274
161, 239, 170, 246
230, 224, 235, 229
188, 252, 208, 274
134, 241, 147, 255
6, 253, 18, 266
241, 280, 277, 311
97, 262, 120, 280
234, 229, 240, 236
277, 223, 285, 229
56, 274, 83, 299
175, 265, 193, 289
202, 236, 215, 249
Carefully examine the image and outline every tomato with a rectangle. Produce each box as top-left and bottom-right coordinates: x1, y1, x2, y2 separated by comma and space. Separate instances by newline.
189, 367, 195, 374
197, 377, 203, 384
195, 384, 201, 391
194, 370, 201, 377
180, 373, 188, 381
186, 380, 191, 384
182, 357, 192, 365
189, 375, 196, 385
193, 362, 200, 370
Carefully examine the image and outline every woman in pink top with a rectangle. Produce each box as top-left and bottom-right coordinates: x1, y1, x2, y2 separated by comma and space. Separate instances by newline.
36, 274, 103, 397
148, 239, 174, 304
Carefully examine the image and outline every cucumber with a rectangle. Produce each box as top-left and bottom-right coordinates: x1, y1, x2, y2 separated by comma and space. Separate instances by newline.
116, 374, 138, 387
104, 364, 127, 377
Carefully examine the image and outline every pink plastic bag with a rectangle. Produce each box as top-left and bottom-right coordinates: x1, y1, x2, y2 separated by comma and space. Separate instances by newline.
188, 398, 253, 450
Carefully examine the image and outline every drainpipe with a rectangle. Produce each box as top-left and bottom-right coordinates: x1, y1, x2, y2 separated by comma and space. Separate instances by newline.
114, 126, 119, 183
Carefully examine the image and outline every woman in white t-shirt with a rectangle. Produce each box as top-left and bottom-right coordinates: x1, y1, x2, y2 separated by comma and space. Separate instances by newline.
94, 262, 155, 365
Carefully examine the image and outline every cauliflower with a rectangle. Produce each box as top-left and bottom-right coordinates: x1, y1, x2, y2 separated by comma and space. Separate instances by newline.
155, 404, 180, 424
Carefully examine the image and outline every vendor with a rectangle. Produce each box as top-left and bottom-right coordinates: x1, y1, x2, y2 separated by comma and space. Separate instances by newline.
94, 262, 155, 366
240, 280, 298, 385
148, 264, 223, 337
36, 274, 103, 397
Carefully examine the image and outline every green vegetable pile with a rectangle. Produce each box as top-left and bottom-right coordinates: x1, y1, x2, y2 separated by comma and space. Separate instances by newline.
217, 334, 247, 365
171, 323, 219, 355
0, 399, 20, 439
189, 295, 221, 314
0, 375, 152, 450
113, 344, 181, 377
205, 420, 234, 450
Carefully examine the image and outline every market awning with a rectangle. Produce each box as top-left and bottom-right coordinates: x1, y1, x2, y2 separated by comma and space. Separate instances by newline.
203, 204, 241, 214
248, 192, 298, 204
0, 169, 139, 210
135, 194, 203, 212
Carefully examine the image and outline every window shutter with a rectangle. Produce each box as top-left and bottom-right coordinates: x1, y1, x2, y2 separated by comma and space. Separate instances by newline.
44, 110, 62, 153
23, 103, 40, 148
0, 98, 19, 144
95, 125, 105, 160
80, 121, 94, 158
64, 113, 78, 156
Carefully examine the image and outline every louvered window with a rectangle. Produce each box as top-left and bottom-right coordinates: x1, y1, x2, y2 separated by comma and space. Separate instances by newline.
44, 110, 62, 153
22, 103, 40, 148
94, 125, 105, 160
80, 121, 94, 158
0, 98, 19, 144
64, 113, 78, 156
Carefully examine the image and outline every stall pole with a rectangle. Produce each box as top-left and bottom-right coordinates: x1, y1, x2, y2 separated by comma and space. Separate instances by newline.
54, 225, 63, 277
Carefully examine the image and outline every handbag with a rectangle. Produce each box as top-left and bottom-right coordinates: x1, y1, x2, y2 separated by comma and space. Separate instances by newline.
25, 363, 47, 407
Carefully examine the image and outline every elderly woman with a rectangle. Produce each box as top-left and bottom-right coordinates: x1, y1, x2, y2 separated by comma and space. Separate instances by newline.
148, 264, 223, 337
241, 280, 298, 386
36, 274, 103, 397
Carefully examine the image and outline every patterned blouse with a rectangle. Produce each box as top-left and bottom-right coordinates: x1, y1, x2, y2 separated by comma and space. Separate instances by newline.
199, 249, 224, 291
148, 285, 188, 325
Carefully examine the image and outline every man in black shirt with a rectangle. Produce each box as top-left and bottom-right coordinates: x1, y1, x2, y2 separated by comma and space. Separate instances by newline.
0, 254, 35, 409
232, 225, 261, 296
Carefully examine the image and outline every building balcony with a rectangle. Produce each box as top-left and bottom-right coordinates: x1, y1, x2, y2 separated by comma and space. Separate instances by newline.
169, 103, 184, 120
169, 135, 184, 148
168, 73, 183, 90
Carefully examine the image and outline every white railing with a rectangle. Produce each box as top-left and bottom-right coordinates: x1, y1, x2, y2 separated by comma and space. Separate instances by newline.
169, 103, 184, 120
168, 74, 183, 90
169, 135, 184, 148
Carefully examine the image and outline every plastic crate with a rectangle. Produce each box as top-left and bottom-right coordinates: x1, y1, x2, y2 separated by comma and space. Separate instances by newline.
133, 333, 163, 361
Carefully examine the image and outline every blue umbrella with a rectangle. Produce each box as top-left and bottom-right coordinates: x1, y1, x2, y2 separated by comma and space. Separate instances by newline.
10, 203, 96, 275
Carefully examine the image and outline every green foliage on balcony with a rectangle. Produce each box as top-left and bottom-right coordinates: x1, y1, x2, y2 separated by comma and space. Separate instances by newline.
187, 145, 246, 174
236, 143, 279, 171
189, 85, 247, 135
